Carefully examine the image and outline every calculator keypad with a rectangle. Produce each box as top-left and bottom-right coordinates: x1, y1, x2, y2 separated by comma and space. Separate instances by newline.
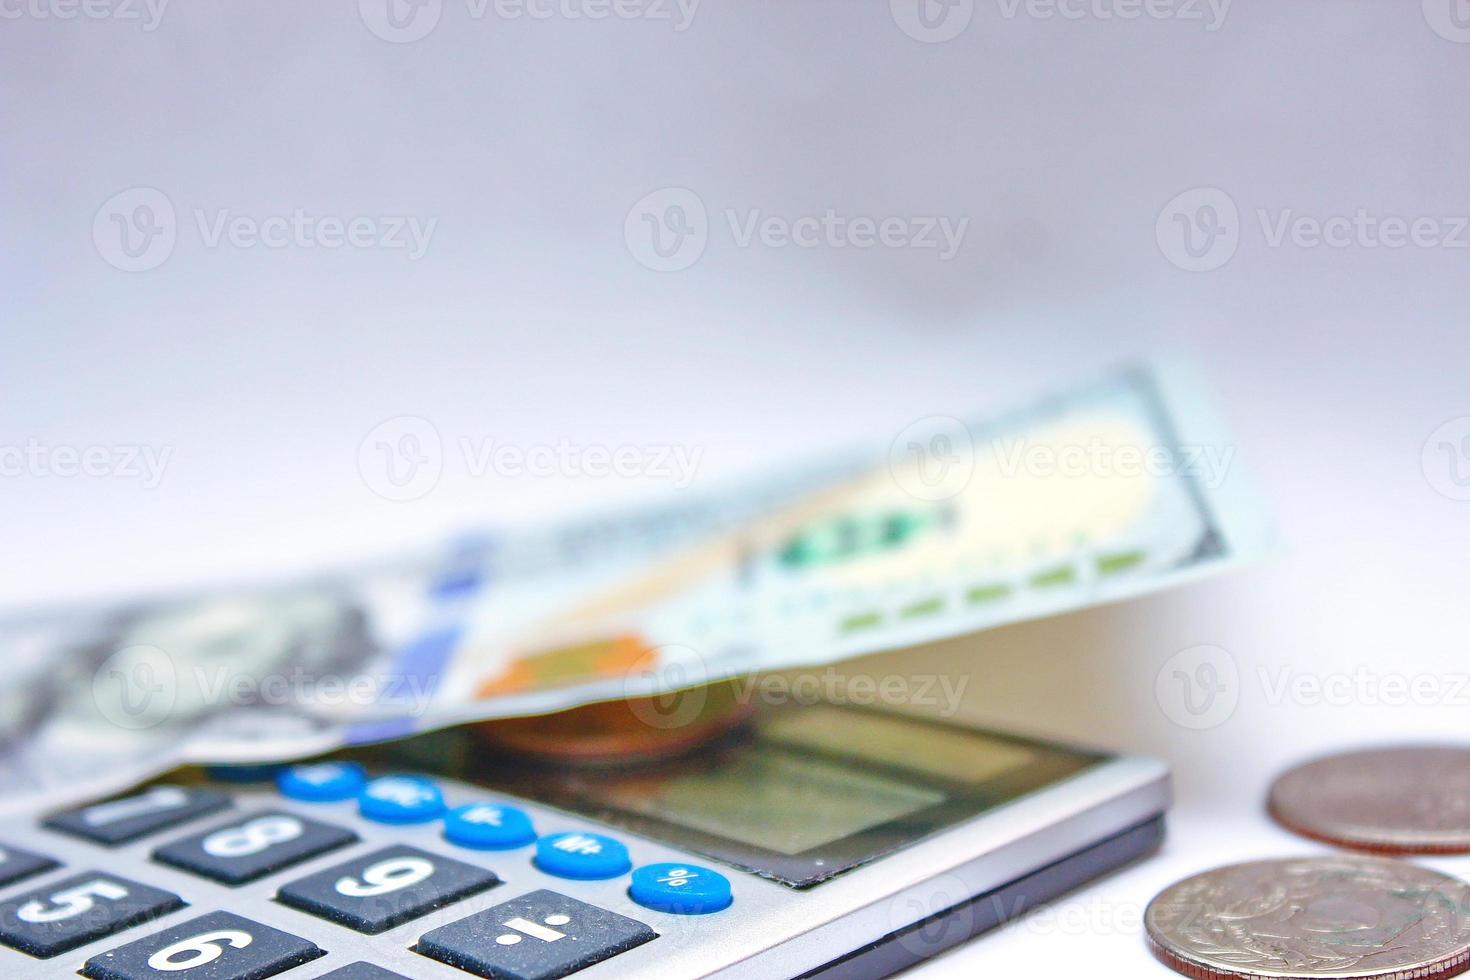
45, 786, 232, 846
80, 910, 323, 980
2, 770, 726, 977
153, 811, 358, 886
276, 844, 501, 934
0, 842, 58, 889
416, 889, 656, 980
0, 871, 185, 958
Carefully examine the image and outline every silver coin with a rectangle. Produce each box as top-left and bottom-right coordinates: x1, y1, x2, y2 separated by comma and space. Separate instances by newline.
1145, 856, 1470, 980
1269, 746, 1470, 854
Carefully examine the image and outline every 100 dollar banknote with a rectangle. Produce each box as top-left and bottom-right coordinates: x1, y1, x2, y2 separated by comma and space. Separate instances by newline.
418, 361, 1269, 728
0, 362, 1270, 809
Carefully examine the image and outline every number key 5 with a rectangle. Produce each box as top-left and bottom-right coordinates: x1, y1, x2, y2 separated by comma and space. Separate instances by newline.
0, 872, 184, 958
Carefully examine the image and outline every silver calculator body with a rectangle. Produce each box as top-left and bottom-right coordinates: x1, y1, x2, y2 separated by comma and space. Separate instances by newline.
0, 702, 1169, 979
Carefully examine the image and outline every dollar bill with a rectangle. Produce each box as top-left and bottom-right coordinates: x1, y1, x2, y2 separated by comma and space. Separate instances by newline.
0, 361, 1271, 810
417, 360, 1270, 728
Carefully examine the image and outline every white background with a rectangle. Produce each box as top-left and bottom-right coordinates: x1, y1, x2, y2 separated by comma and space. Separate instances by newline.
5, 1, 1470, 975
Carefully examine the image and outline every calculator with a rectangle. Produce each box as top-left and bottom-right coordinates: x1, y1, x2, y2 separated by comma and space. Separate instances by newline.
0, 702, 1168, 980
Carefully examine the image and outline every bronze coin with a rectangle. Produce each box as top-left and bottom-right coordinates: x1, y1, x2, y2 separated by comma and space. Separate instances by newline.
471, 681, 752, 767
1268, 746, 1470, 854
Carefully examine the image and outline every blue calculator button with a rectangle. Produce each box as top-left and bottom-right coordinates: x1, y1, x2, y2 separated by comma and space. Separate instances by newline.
443, 802, 537, 850
277, 762, 367, 802
534, 832, 632, 880
630, 862, 733, 914
358, 776, 445, 823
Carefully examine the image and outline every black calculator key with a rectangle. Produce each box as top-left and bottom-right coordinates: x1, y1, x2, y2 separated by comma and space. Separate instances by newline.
415, 889, 656, 980
0, 871, 184, 958
0, 842, 58, 888
154, 811, 358, 886
316, 964, 412, 979
276, 844, 500, 934
81, 910, 324, 980
45, 785, 232, 846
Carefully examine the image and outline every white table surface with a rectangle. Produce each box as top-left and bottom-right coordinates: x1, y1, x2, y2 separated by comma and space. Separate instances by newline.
5, 3, 1469, 976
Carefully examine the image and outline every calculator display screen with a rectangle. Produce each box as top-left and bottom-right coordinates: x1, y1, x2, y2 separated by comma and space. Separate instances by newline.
760, 706, 1042, 784
430, 702, 1103, 887
596, 750, 945, 855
